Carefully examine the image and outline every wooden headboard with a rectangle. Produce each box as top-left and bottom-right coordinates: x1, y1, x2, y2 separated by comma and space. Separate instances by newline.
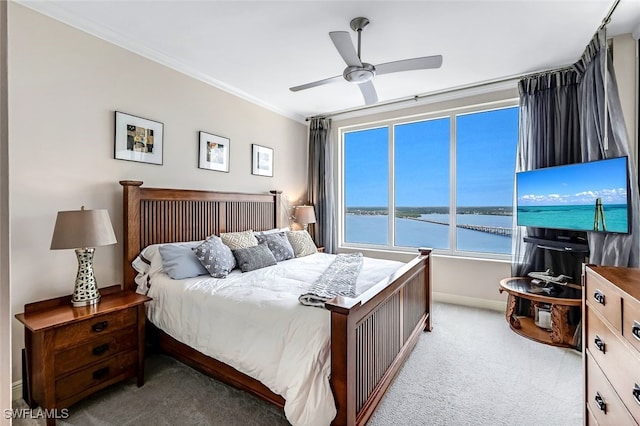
120, 180, 282, 291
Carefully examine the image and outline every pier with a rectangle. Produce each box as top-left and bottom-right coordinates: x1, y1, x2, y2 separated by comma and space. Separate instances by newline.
406, 217, 512, 237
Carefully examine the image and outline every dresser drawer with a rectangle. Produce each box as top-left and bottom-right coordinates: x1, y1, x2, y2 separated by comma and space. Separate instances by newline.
55, 329, 137, 377
623, 297, 640, 355
586, 269, 622, 331
54, 308, 137, 349
587, 307, 640, 421
586, 353, 636, 426
55, 350, 137, 403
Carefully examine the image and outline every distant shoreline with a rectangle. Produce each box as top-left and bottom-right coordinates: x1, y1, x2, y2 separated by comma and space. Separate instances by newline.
346, 206, 513, 217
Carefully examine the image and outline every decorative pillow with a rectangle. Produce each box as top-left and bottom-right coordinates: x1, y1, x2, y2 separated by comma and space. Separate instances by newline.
286, 230, 318, 258
220, 230, 258, 250
232, 243, 277, 272
255, 232, 295, 262
158, 244, 209, 280
194, 235, 236, 278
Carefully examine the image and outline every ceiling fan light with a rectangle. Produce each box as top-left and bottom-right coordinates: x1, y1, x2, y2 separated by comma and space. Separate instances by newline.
343, 63, 376, 83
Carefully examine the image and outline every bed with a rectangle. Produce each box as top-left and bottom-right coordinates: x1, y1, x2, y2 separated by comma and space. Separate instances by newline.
120, 180, 431, 426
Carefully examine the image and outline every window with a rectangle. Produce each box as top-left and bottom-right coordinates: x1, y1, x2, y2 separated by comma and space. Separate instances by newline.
341, 104, 518, 257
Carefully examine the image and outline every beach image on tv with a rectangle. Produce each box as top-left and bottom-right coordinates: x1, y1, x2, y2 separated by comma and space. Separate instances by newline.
516, 157, 629, 233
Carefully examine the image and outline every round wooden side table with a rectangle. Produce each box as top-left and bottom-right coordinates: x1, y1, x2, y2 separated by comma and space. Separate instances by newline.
499, 277, 582, 348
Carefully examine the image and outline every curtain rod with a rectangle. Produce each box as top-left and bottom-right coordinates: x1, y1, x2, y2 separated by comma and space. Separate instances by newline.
599, 0, 620, 30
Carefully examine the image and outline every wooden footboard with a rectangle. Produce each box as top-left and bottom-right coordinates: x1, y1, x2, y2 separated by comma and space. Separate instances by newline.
326, 248, 431, 426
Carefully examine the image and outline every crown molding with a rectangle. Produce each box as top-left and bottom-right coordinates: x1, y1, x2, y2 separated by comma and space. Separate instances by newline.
13, 0, 306, 124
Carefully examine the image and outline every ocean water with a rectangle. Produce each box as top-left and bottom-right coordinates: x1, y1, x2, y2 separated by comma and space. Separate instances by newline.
517, 204, 628, 233
345, 213, 512, 254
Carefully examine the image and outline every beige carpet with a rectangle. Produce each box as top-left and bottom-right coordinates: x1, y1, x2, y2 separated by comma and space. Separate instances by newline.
12, 302, 582, 425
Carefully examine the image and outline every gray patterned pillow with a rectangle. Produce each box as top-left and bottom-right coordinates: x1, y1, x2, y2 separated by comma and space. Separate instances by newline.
220, 230, 258, 250
286, 230, 318, 257
193, 235, 236, 278
232, 243, 277, 272
255, 232, 294, 262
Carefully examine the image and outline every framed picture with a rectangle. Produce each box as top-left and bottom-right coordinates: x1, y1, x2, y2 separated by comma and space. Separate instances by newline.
114, 111, 163, 165
252, 144, 273, 177
198, 131, 230, 172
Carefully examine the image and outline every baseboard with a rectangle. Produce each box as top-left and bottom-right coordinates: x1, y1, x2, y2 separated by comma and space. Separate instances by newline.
12, 380, 22, 402
433, 292, 507, 312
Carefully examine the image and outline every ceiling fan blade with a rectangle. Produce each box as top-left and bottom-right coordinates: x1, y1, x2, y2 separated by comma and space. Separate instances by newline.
329, 31, 362, 67
358, 81, 378, 105
375, 55, 443, 75
289, 75, 343, 92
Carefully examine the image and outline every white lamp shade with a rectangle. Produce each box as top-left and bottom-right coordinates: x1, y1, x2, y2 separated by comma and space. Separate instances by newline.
50, 208, 117, 250
294, 205, 316, 225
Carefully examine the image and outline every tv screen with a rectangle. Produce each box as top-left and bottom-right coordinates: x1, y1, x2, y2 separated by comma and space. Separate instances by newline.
516, 156, 630, 234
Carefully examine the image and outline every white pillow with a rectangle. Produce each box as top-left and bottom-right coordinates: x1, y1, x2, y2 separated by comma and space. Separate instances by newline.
254, 226, 290, 236
132, 240, 203, 283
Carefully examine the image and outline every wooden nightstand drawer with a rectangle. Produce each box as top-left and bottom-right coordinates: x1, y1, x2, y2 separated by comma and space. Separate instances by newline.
586, 353, 635, 426
55, 329, 137, 377
586, 268, 622, 331
54, 308, 136, 350
55, 350, 138, 404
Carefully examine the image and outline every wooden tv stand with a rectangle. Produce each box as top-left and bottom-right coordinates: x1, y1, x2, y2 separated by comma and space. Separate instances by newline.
499, 277, 582, 348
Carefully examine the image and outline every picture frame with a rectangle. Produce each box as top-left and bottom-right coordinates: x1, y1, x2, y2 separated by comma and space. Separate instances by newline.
198, 131, 230, 172
251, 144, 273, 177
114, 111, 163, 165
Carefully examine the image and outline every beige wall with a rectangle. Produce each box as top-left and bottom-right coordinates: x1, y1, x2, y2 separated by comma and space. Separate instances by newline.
613, 34, 637, 164
1, 0, 11, 420
8, 4, 307, 382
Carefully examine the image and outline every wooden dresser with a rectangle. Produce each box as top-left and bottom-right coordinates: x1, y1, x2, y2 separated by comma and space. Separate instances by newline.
15, 286, 151, 426
583, 265, 640, 425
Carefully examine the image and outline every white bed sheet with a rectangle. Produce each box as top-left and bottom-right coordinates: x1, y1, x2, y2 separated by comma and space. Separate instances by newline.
143, 252, 403, 426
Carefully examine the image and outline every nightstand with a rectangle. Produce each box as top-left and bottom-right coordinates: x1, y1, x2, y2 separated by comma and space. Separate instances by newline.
317, 246, 325, 252
15, 285, 151, 425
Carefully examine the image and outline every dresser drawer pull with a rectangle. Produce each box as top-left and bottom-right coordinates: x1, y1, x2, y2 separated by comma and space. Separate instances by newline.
634, 384, 640, 405
594, 335, 605, 353
633, 321, 640, 341
92, 321, 108, 333
593, 290, 606, 305
92, 367, 110, 380
595, 392, 606, 413
92, 343, 110, 356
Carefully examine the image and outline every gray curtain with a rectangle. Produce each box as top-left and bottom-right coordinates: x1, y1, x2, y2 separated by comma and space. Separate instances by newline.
308, 117, 337, 253
512, 70, 582, 277
513, 29, 639, 274
575, 29, 640, 267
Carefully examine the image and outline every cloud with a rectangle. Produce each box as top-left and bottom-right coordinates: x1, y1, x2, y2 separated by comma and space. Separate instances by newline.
519, 187, 627, 205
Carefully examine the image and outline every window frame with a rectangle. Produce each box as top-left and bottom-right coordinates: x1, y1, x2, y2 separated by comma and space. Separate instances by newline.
338, 98, 519, 260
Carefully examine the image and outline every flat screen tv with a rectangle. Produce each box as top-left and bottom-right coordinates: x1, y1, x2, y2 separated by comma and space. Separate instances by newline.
516, 156, 630, 234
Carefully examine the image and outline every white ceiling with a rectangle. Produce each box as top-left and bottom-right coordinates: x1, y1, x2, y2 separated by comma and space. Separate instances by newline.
17, 0, 640, 122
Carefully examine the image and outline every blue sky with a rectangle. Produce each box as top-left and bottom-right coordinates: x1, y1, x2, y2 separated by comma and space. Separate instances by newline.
344, 107, 519, 207
517, 156, 629, 206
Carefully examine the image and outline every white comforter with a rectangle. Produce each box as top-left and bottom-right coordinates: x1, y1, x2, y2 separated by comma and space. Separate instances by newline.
143, 252, 403, 426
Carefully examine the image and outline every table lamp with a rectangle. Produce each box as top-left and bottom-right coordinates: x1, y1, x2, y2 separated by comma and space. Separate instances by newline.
294, 205, 316, 231
50, 206, 117, 307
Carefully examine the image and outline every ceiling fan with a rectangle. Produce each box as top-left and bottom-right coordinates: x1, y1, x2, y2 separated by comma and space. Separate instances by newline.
289, 17, 443, 105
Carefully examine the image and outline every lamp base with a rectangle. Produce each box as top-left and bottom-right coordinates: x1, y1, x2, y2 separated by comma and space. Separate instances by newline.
71, 248, 101, 307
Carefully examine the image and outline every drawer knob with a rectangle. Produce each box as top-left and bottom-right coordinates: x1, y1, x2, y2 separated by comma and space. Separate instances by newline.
92, 367, 110, 380
595, 392, 606, 413
632, 321, 640, 342
92, 321, 109, 333
593, 290, 605, 305
92, 343, 110, 356
634, 384, 640, 406
594, 335, 605, 353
